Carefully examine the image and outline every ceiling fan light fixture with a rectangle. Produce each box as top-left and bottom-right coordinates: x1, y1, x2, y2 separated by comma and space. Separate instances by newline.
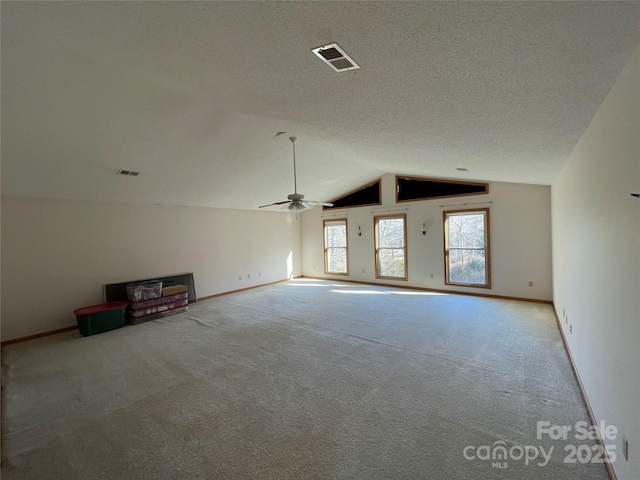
288, 202, 307, 212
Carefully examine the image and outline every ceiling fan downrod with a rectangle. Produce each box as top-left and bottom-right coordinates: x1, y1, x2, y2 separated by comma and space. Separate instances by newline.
290, 136, 298, 194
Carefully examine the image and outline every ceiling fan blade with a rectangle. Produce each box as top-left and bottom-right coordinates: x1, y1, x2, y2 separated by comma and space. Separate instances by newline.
303, 200, 334, 207
259, 200, 290, 208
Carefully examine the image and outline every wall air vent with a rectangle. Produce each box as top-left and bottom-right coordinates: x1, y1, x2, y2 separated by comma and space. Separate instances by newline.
117, 169, 140, 176
312, 43, 360, 72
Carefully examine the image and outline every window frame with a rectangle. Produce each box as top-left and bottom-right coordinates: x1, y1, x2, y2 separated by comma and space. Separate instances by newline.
373, 213, 408, 281
323, 218, 349, 276
443, 208, 491, 288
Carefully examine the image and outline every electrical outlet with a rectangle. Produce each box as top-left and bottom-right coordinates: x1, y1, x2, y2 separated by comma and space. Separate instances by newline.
247, 274, 250, 279
569, 324, 573, 334
362, 269, 365, 274
623, 435, 629, 461
528, 281, 533, 287
430, 274, 434, 279
239, 276, 242, 281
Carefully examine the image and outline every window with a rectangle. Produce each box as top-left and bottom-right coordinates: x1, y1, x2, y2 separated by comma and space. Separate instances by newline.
323, 219, 348, 275
396, 175, 488, 203
323, 178, 381, 211
444, 209, 491, 288
374, 214, 407, 280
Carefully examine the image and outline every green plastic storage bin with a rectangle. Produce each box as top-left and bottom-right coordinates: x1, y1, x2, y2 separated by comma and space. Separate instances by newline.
73, 301, 128, 337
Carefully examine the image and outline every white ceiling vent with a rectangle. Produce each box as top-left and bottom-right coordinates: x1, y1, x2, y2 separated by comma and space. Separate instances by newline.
312, 43, 360, 72
117, 169, 140, 176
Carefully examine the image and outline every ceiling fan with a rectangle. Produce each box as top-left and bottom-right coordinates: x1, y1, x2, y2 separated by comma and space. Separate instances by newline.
259, 136, 333, 212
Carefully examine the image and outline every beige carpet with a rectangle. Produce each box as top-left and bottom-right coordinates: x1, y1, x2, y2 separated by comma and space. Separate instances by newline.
2, 279, 608, 479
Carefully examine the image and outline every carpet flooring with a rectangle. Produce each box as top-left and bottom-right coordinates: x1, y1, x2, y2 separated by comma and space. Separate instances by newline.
2, 279, 608, 479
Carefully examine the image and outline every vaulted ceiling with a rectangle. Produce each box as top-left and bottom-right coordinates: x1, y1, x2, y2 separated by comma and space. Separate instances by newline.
2, 2, 639, 210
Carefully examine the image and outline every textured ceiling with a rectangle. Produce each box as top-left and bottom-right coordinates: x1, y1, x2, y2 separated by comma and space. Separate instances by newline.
2, 2, 639, 210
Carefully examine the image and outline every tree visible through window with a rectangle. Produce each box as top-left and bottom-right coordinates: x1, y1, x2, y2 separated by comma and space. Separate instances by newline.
324, 219, 348, 275
374, 214, 407, 279
444, 209, 490, 287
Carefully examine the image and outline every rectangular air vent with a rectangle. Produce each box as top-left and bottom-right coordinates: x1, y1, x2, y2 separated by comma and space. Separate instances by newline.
312, 43, 360, 72
117, 169, 140, 176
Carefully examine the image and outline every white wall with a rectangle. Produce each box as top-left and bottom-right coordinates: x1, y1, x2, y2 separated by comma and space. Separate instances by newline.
301, 174, 552, 301
1, 196, 301, 341
551, 45, 640, 480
